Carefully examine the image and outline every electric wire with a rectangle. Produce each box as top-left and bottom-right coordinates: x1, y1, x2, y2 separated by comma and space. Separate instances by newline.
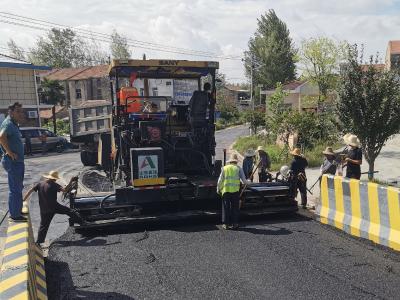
0, 12, 243, 60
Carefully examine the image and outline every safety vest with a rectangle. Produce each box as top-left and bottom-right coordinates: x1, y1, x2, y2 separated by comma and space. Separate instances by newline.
221, 164, 240, 195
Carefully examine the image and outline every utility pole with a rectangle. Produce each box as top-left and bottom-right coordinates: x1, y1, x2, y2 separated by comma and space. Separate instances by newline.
250, 59, 254, 135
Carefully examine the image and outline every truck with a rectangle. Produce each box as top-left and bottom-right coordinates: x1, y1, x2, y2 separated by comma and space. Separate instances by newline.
66, 59, 298, 226
69, 100, 112, 166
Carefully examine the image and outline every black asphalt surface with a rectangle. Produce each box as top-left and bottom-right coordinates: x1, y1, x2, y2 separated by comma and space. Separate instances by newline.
46, 215, 400, 299
22, 125, 399, 299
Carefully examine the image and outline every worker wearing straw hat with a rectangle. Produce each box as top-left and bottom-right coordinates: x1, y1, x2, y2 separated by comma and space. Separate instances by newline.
23, 170, 85, 246
217, 154, 250, 229
320, 147, 337, 176
255, 146, 271, 182
290, 148, 308, 209
242, 148, 256, 182
344, 134, 362, 179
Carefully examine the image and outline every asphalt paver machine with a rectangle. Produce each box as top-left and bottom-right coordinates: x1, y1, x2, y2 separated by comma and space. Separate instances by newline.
68, 59, 298, 226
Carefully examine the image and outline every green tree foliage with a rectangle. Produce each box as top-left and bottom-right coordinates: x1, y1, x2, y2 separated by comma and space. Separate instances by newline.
7, 39, 26, 61
244, 9, 297, 89
29, 28, 88, 68
39, 78, 65, 105
300, 37, 346, 103
110, 30, 131, 59
241, 109, 265, 135
337, 45, 400, 178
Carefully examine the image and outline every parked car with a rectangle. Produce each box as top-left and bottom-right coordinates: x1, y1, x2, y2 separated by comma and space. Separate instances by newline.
20, 127, 67, 153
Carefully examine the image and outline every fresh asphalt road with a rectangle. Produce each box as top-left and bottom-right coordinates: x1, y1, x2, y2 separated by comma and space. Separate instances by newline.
2, 126, 400, 299
42, 125, 400, 300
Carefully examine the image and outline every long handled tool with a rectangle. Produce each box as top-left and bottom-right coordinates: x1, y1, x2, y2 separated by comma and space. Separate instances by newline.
239, 160, 263, 208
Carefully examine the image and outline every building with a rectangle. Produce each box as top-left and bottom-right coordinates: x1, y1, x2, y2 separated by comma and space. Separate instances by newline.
42, 65, 109, 106
262, 80, 323, 112
218, 85, 250, 108
386, 40, 400, 71
0, 54, 51, 126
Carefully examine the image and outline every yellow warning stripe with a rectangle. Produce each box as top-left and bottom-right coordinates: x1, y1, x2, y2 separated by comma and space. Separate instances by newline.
9, 291, 29, 300
5, 231, 28, 244
1, 255, 29, 269
7, 223, 28, 234
36, 264, 46, 277
349, 179, 361, 237
36, 255, 45, 266
36, 276, 47, 289
0, 271, 28, 293
367, 182, 380, 243
37, 289, 47, 300
3, 242, 29, 256
334, 176, 344, 230
387, 187, 400, 251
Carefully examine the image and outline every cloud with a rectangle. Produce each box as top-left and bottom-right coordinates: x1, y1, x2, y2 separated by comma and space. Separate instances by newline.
1, 0, 400, 82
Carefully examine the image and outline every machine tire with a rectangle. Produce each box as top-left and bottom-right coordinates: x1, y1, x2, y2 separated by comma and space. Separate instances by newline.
80, 150, 97, 166
213, 159, 222, 177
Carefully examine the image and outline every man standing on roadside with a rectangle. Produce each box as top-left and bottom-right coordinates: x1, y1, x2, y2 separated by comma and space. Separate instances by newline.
0, 102, 26, 222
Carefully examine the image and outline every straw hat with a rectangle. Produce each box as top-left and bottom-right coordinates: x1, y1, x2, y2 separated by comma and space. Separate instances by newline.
244, 149, 256, 157
322, 147, 335, 156
256, 146, 265, 152
227, 154, 239, 163
290, 148, 303, 157
43, 170, 60, 180
347, 135, 360, 147
342, 133, 352, 144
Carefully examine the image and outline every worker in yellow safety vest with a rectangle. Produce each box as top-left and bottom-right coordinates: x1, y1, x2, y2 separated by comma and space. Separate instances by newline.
217, 154, 251, 230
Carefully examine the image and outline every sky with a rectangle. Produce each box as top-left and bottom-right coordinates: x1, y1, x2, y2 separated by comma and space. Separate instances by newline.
1, 0, 400, 83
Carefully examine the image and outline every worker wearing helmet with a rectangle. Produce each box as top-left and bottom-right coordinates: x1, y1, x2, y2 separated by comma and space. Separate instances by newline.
217, 154, 250, 230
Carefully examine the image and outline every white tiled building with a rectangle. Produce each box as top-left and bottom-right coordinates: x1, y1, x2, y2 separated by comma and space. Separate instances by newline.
0, 54, 51, 126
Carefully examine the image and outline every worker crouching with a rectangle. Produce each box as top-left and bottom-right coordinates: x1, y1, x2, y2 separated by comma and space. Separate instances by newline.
217, 154, 250, 230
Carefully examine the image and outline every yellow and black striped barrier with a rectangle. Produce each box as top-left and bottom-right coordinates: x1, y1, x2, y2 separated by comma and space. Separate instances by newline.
0, 205, 48, 299
317, 175, 400, 251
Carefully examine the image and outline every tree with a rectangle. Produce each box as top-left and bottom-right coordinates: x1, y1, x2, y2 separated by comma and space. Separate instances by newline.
7, 39, 26, 61
300, 37, 346, 104
244, 9, 297, 89
337, 45, 400, 179
241, 109, 265, 135
29, 28, 88, 68
85, 37, 109, 65
110, 30, 131, 59
40, 78, 65, 105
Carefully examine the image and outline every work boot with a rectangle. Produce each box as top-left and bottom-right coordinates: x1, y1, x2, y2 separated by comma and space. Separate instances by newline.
221, 224, 228, 230
9, 216, 28, 222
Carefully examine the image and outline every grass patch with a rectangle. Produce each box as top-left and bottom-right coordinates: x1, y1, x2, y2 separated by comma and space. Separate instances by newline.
233, 135, 341, 171
216, 119, 243, 130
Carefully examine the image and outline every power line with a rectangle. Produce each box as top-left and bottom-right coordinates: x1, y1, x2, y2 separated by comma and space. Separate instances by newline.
0, 11, 235, 58
0, 12, 243, 60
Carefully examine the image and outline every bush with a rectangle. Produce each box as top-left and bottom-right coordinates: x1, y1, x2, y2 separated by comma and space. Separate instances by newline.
43, 119, 70, 135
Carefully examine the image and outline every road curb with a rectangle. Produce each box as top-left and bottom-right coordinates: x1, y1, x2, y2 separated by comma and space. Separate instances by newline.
0, 203, 48, 299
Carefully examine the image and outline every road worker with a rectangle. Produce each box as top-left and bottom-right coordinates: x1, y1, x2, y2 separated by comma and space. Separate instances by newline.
255, 146, 271, 182
23, 170, 85, 247
242, 148, 256, 182
344, 135, 362, 179
217, 154, 250, 230
320, 147, 337, 176
290, 148, 308, 209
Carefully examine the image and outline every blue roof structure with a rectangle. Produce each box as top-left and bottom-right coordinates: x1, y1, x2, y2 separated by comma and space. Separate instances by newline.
0, 53, 51, 71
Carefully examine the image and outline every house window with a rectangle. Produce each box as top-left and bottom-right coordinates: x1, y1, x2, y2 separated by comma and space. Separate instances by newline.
97, 88, 102, 99
35, 76, 41, 84
152, 88, 158, 96
76, 88, 82, 99
140, 88, 144, 96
